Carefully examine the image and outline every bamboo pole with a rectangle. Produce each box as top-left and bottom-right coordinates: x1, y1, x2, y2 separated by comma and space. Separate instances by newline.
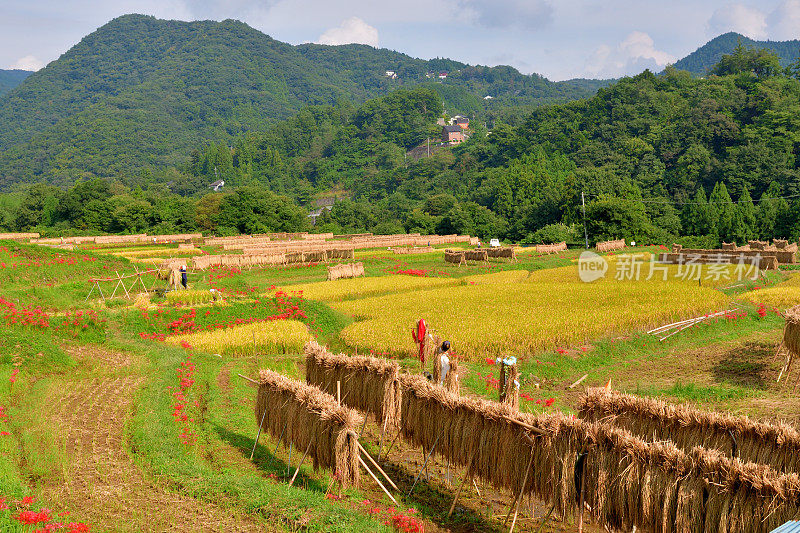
357, 442, 398, 491
359, 455, 398, 506
382, 429, 402, 461
534, 506, 555, 533
504, 447, 534, 526
408, 431, 442, 496
250, 404, 268, 460
448, 449, 478, 517
288, 441, 312, 489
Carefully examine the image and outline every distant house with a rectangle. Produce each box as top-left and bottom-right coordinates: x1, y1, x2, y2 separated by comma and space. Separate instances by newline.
385, 70, 398, 79
436, 117, 446, 126
438, 72, 448, 79
209, 179, 225, 192
484, 95, 494, 100
453, 116, 470, 130
442, 125, 464, 145
425, 71, 435, 78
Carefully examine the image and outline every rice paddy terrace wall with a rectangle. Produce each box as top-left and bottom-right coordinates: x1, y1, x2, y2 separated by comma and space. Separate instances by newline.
579, 388, 800, 475
254, 369, 362, 488
304, 341, 402, 430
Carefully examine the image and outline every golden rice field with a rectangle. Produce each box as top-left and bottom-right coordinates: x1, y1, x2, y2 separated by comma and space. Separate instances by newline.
284, 274, 459, 302
165, 289, 218, 306
740, 273, 800, 310
165, 320, 310, 355
325, 265, 731, 359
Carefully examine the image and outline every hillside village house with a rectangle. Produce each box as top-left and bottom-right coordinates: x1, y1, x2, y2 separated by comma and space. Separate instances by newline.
442, 125, 464, 145
209, 179, 225, 191
453, 115, 469, 129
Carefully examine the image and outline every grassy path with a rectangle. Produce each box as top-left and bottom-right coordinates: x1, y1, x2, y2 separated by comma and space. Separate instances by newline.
36, 344, 265, 533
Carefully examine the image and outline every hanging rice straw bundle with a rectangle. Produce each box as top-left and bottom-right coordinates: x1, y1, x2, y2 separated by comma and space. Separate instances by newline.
254, 368, 362, 488
443, 358, 459, 394
501, 364, 519, 410
579, 387, 800, 475
398, 374, 583, 518
778, 305, 800, 384
304, 341, 402, 431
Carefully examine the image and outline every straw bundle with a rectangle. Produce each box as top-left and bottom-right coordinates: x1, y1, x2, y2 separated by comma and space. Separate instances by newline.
579, 387, 800, 474
777, 306, 800, 385
326, 262, 365, 281
443, 358, 459, 394
749, 240, 769, 250
0, 232, 39, 241
536, 241, 568, 254
304, 341, 402, 431
722, 242, 737, 250
463, 249, 488, 262
255, 369, 362, 488
595, 239, 626, 252
501, 365, 519, 410
486, 246, 516, 260
444, 250, 465, 265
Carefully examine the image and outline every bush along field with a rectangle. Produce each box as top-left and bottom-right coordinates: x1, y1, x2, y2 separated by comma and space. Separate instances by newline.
0, 239, 797, 532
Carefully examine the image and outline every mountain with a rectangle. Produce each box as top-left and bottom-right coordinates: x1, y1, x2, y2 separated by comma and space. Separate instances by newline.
0, 14, 605, 189
0, 69, 32, 98
674, 32, 800, 75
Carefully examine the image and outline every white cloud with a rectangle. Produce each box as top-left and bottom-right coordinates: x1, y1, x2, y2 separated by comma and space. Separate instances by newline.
707, 3, 768, 39
10, 55, 44, 71
767, 0, 800, 40
584, 31, 675, 78
315, 17, 378, 47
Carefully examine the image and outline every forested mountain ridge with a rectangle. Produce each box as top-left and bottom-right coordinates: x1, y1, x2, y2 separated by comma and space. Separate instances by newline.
673, 32, 800, 75
0, 14, 604, 189
0, 69, 31, 98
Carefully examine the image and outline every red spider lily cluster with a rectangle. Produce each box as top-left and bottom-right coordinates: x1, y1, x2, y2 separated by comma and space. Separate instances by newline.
0, 495, 89, 532
168, 345, 198, 446
757, 303, 767, 318
138, 291, 308, 340
0, 247, 97, 270
383, 262, 449, 278
519, 394, 556, 407
360, 500, 423, 533
1, 297, 104, 336
0, 405, 9, 436
475, 372, 499, 390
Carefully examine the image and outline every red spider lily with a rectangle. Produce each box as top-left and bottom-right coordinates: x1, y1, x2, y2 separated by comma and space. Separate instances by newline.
14, 508, 51, 524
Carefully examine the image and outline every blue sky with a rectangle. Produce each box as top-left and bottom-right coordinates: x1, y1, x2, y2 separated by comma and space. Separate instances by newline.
2, 1, 799, 80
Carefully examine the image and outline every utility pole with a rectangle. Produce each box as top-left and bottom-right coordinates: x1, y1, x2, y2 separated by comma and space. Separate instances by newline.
581, 191, 589, 249
427, 137, 430, 157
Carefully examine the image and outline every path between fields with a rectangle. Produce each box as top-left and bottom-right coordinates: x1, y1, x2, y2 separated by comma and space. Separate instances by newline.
38, 345, 266, 533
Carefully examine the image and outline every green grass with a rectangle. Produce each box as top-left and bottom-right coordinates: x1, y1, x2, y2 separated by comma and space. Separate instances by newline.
126, 339, 390, 532
632, 380, 751, 402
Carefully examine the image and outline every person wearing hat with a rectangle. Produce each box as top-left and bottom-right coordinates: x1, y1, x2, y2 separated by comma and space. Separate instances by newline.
180, 264, 188, 289
438, 341, 451, 386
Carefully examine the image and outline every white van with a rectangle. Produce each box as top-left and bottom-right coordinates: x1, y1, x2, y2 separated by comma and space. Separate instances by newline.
489, 238, 501, 247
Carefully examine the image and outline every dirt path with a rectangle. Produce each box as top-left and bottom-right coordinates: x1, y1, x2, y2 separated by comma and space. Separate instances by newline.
38, 345, 267, 533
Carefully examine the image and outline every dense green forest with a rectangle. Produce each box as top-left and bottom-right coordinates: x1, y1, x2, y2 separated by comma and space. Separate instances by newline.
5, 45, 800, 248
674, 32, 800, 75
0, 14, 605, 189
0, 69, 31, 97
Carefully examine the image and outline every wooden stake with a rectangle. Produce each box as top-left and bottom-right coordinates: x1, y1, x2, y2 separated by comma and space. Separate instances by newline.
408, 432, 442, 496
504, 447, 534, 526
274, 421, 288, 455
448, 449, 478, 517
578, 461, 586, 533
337, 380, 341, 405
359, 454, 398, 506
357, 442, 398, 491
237, 373, 259, 385
288, 441, 312, 489
569, 374, 589, 389
250, 402, 268, 460
382, 429, 402, 461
